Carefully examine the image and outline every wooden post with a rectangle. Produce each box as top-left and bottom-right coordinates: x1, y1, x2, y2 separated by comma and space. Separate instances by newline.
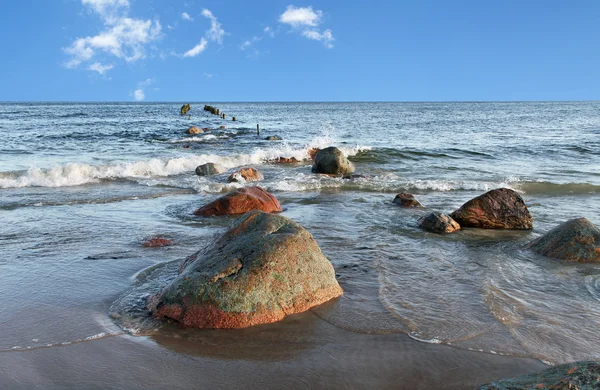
257, 124, 260, 136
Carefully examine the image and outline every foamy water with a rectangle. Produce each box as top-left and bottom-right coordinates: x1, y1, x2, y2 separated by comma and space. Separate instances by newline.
1, 102, 600, 366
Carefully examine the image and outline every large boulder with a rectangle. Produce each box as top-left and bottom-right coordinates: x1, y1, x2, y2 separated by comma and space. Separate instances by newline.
526, 217, 600, 263
311, 147, 355, 176
195, 163, 227, 176
186, 126, 203, 135
419, 212, 460, 234
478, 361, 600, 390
148, 211, 343, 328
194, 186, 281, 217
227, 167, 264, 183
393, 193, 423, 208
450, 188, 533, 229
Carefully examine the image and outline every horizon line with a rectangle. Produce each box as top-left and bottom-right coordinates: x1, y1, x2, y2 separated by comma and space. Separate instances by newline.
1, 99, 599, 104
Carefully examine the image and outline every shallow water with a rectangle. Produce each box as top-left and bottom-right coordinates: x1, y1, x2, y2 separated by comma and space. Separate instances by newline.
1, 102, 600, 367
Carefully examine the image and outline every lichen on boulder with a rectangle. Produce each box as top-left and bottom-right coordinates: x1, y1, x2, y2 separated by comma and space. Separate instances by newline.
450, 188, 533, 229
148, 211, 343, 328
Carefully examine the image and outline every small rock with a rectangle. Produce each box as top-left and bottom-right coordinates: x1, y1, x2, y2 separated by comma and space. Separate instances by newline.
148, 211, 343, 329
308, 148, 320, 160
342, 174, 368, 180
265, 136, 282, 141
142, 237, 173, 247
393, 193, 423, 208
272, 157, 300, 164
186, 126, 203, 135
450, 188, 533, 229
311, 147, 355, 176
227, 167, 264, 183
526, 217, 600, 263
195, 163, 227, 176
194, 186, 281, 217
218, 125, 226, 129
418, 213, 460, 234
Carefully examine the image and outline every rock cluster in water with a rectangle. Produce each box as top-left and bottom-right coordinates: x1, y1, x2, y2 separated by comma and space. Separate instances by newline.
148, 211, 343, 328
194, 186, 281, 217
526, 217, 600, 263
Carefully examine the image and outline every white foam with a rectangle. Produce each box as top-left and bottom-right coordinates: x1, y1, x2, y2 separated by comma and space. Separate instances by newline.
0, 143, 369, 189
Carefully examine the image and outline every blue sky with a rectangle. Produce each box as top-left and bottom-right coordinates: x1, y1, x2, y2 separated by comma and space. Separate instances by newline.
0, 0, 599, 101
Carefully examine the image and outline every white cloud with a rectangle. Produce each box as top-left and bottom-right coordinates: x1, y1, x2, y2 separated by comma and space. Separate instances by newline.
264, 26, 275, 37
240, 40, 252, 50
133, 89, 145, 101
279, 5, 322, 27
64, 0, 161, 70
278, 5, 334, 49
302, 29, 334, 48
184, 38, 208, 57
88, 61, 114, 74
201, 9, 224, 44
181, 12, 193, 21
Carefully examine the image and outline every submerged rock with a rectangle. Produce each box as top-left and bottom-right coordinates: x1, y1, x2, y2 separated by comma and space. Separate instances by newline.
148, 210, 343, 328
393, 193, 423, 208
311, 147, 355, 176
142, 237, 173, 247
186, 126, 203, 135
227, 167, 264, 183
526, 217, 600, 263
450, 188, 533, 229
265, 135, 282, 141
195, 163, 227, 176
478, 361, 600, 390
194, 186, 281, 217
418, 213, 460, 234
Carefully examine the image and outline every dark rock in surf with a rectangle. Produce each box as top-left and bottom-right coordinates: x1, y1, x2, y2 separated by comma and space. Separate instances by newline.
195, 163, 227, 176
450, 188, 533, 229
478, 361, 600, 390
393, 193, 423, 208
227, 167, 264, 183
342, 174, 368, 180
418, 213, 460, 234
265, 136, 282, 141
311, 147, 355, 176
148, 210, 343, 328
526, 217, 600, 263
194, 186, 281, 217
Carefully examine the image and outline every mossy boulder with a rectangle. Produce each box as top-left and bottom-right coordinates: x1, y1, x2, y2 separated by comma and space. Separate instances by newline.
451, 188, 533, 229
478, 361, 600, 390
311, 147, 355, 176
194, 186, 281, 217
195, 163, 227, 176
526, 217, 600, 263
419, 212, 460, 234
148, 210, 343, 328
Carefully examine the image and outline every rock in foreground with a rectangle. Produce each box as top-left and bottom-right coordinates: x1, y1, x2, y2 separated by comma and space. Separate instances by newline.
148, 211, 343, 328
311, 147, 355, 176
478, 361, 600, 390
419, 213, 460, 234
186, 126, 203, 135
195, 163, 226, 176
526, 217, 600, 263
194, 186, 281, 217
393, 193, 423, 208
227, 167, 264, 183
450, 188, 533, 229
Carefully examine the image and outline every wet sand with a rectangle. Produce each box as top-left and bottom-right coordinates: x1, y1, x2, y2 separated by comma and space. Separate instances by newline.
0, 311, 546, 390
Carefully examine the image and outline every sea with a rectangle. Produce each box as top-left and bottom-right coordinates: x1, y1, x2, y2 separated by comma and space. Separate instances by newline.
1, 101, 599, 369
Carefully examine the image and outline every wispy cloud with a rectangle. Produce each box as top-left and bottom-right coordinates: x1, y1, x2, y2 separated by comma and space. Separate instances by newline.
131, 78, 154, 101
264, 26, 275, 37
203, 72, 213, 78
201, 9, 225, 44
88, 61, 114, 74
181, 12, 193, 21
278, 5, 334, 48
184, 38, 208, 57
64, 0, 161, 70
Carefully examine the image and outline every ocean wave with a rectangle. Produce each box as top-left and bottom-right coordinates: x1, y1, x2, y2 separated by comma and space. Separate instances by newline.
0, 143, 370, 189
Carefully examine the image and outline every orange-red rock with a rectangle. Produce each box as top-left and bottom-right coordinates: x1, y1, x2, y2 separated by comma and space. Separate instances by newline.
227, 167, 264, 183
142, 237, 173, 247
194, 186, 281, 217
148, 210, 343, 328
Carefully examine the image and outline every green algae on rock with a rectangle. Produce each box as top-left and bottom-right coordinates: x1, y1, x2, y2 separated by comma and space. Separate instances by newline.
148, 211, 343, 328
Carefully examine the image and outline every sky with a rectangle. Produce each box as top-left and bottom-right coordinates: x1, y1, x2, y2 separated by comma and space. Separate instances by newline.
0, 0, 599, 102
